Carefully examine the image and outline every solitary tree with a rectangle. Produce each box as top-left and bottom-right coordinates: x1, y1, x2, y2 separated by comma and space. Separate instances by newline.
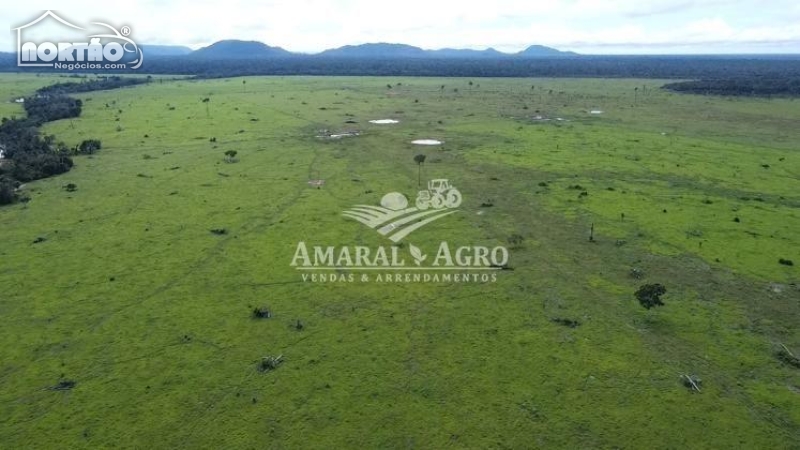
202, 97, 211, 117
0, 178, 16, 205
77, 139, 102, 155
414, 154, 426, 187
635, 284, 666, 310
224, 150, 238, 162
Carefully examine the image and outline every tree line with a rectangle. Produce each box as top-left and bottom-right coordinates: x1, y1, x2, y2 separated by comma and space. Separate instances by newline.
143, 56, 800, 82
3, 53, 800, 82
663, 76, 800, 97
0, 76, 150, 205
54, 57, 800, 98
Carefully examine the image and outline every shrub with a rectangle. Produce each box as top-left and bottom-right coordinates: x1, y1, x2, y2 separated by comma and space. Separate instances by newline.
507, 234, 525, 247
52, 379, 77, 390
252, 307, 271, 319
0, 177, 16, 205
630, 268, 645, 279
77, 139, 101, 154
551, 318, 580, 328
635, 284, 666, 309
777, 346, 800, 369
258, 355, 283, 372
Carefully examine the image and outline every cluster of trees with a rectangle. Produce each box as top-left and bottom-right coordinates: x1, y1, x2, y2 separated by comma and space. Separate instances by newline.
35, 76, 150, 96
3, 54, 800, 80
0, 77, 141, 204
0, 177, 16, 205
635, 284, 667, 310
148, 56, 800, 81
23, 95, 83, 125
0, 118, 73, 187
162, 57, 800, 81
3, 55, 799, 100
663, 76, 800, 97
77, 139, 102, 155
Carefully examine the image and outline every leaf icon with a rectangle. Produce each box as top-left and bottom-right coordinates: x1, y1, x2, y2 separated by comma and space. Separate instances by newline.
409, 244, 427, 266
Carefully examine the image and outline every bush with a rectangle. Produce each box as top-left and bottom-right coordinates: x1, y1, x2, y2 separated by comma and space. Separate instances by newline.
777, 346, 800, 369
507, 234, 524, 247
630, 268, 645, 279
635, 284, 667, 309
252, 307, 271, 319
0, 177, 16, 205
258, 355, 283, 372
51, 379, 77, 390
77, 139, 101, 154
551, 318, 580, 328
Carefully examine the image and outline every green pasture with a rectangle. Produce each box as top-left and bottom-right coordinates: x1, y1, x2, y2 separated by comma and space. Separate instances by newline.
0, 74, 797, 448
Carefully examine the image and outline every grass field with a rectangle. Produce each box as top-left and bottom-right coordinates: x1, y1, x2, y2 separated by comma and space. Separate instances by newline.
1, 74, 798, 449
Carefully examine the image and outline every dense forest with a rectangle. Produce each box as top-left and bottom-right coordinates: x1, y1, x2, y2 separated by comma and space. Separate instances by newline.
112, 55, 800, 82
0, 76, 150, 204
2, 52, 800, 81
663, 77, 800, 97
35, 76, 151, 96
3, 53, 800, 96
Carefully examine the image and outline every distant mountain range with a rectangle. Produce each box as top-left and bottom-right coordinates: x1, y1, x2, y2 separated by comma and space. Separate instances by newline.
187, 40, 292, 59
148, 40, 578, 59
2, 44, 799, 80
4, 42, 800, 65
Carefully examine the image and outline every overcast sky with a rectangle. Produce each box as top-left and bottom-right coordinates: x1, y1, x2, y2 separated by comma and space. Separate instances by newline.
4, 0, 800, 54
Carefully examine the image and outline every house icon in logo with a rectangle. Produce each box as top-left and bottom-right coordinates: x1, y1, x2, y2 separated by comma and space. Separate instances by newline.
13, 11, 84, 67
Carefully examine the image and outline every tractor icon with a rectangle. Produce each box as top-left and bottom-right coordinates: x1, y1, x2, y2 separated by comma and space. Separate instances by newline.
415, 179, 462, 210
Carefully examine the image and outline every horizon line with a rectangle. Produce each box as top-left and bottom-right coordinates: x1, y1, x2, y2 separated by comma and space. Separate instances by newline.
2, 39, 800, 57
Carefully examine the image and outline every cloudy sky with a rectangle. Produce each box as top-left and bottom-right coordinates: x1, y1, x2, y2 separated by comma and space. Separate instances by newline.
3, 0, 800, 54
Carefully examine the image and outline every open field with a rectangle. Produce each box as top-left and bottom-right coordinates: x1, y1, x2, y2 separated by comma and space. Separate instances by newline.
0, 74, 798, 448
